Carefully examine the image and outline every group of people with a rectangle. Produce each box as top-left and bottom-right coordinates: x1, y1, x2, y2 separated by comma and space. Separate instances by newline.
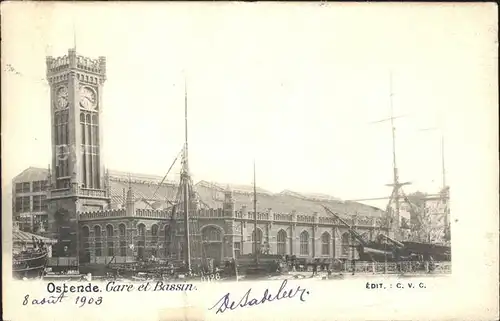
20, 237, 46, 254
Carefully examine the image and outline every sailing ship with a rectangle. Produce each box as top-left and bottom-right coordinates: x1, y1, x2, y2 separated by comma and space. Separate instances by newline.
236, 162, 287, 279
322, 205, 450, 263
13, 235, 49, 279
107, 79, 240, 281
320, 75, 451, 266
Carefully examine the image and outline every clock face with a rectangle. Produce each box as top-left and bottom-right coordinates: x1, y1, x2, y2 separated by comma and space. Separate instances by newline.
79, 86, 97, 109
56, 86, 68, 109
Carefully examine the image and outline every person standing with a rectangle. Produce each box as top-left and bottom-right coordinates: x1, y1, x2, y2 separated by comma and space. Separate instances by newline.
312, 259, 318, 277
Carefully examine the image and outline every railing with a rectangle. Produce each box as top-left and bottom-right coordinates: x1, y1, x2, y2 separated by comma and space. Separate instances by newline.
80, 209, 126, 220
77, 202, 387, 230
135, 209, 169, 218
80, 188, 106, 198
340, 261, 451, 274
48, 257, 78, 267
196, 208, 225, 218
297, 215, 314, 223
274, 213, 292, 221
354, 217, 375, 227
49, 186, 108, 199
49, 188, 74, 198
431, 261, 452, 273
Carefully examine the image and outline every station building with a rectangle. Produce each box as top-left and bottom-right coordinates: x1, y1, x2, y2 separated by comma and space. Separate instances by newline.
12, 48, 389, 268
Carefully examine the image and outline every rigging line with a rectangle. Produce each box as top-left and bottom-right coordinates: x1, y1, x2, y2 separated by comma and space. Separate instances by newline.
150, 147, 184, 203
166, 183, 183, 257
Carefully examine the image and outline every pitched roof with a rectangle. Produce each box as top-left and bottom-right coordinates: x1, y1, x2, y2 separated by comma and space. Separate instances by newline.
196, 180, 273, 195
108, 170, 178, 185
12, 167, 49, 183
279, 189, 342, 202
15, 167, 385, 216
108, 176, 178, 208
195, 182, 384, 217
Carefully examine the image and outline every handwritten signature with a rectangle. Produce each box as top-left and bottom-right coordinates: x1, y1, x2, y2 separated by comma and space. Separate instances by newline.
209, 279, 310, 314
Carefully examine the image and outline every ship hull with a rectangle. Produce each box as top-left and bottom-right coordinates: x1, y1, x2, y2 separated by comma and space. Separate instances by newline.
358, 241, 451, 262
13, 251, 48, 279
402, 241, 451, 261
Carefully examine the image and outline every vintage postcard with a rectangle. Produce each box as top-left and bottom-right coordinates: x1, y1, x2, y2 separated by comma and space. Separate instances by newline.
1, 2, 498, 321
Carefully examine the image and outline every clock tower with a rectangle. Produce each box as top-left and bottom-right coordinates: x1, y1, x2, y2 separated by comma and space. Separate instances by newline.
46, 48, 110, 258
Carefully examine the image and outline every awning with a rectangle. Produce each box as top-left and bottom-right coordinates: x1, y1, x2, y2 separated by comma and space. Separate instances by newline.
13, 230, 57, 245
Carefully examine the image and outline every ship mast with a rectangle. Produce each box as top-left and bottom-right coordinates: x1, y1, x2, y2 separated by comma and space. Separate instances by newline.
441, 133, 446, 189
385, 73, 411, 239
182, 76, 191, 273
389, 73, 401, 237
253, 161, 259, 265
371, 73, 410, 239
440, 131, 450, 244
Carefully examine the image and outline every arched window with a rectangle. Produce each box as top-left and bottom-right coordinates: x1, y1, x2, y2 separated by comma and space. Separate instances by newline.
94, 225, 102, 257
202, 226, 222, 242
151, 224, 159, 241
321, 232, 330, 256
341, 232, 350, 256
137, 224, 146, 259
81, 226, 90, 263
252, 228, 263, 254
106, 225, 114, 256
299, 231, 309, 256
138, 224, 145, 236
277, 230, 287, 255
119, 224, 126, 256
151, 224, 159, 257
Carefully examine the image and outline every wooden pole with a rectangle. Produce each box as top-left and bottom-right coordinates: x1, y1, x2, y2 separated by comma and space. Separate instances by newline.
253, 161, 259, 265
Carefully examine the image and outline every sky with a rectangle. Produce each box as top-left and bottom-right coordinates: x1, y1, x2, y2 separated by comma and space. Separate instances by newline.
1, 2, 497, 209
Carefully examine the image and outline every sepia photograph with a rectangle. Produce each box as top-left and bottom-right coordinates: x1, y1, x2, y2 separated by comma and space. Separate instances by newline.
2, 2, 498, 321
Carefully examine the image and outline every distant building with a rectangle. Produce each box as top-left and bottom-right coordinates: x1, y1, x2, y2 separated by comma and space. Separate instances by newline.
12, 48, 391, 271
422, 187, 450, 244
402, 187, 450, 244
12, 168, 50, 234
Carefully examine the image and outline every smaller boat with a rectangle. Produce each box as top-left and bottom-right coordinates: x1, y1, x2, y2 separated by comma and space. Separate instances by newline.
13, 236, 49, 279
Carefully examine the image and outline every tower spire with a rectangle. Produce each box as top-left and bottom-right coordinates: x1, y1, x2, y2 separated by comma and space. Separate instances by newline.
126, 173, 135, 215
72, 15, 77, 51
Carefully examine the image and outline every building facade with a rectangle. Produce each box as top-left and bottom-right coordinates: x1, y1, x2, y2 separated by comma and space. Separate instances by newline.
419, 187, 450, 244
13, 48, 392, 269
12, 168, 50, 234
